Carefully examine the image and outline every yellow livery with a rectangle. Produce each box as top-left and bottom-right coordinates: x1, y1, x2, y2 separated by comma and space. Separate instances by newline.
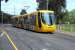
11, 10, 56, 33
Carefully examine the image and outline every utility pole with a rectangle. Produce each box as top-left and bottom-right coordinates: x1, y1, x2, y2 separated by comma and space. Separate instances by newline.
0, 0, 2, 22
14, 0, 15, 15
0, 0, 1, 13
2, 12, 3, 24
47, 0, 49, 10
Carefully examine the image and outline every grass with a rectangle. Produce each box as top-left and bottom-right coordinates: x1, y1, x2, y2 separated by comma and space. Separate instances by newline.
0, 48, 3, 50
57, 24, 75, 32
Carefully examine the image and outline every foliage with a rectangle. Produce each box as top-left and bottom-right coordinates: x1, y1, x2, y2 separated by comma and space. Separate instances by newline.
5, 0, 8, 2
63, 9, 75, 24
1, 0, 8, 2
37, 0, 66, 24
0, 11, 13, 23
20, 9, 27, 15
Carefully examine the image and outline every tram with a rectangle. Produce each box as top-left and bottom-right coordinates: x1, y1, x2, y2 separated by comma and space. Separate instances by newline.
11, 10, 56, 32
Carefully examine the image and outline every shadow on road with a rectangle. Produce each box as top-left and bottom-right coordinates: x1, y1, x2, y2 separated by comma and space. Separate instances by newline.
24, 29, 54, 34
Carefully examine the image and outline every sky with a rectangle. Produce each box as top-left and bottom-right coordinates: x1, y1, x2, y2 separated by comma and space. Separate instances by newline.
1, 0, 38, 15
66, 0, 75, 11
1, 0, 75, 15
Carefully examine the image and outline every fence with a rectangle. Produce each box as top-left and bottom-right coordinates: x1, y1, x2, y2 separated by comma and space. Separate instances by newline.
57, 24, 75, 32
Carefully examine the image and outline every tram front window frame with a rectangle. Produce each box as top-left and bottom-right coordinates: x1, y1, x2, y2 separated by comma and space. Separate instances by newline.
41, 12, 55, 25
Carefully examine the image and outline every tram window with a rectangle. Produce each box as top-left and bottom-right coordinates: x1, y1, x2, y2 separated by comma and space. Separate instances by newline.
19, 18, 21, 24
24, 16, 28, 24
19, 18, 23, 24
27, 15, 32, 25
12, 18, 15, 24
15, 18, 18, 24
32, 15, 36, 25
18, 16, 22, 24
26, 16, 30, 24
14, 19, 15, 24
29, 14, 36, 25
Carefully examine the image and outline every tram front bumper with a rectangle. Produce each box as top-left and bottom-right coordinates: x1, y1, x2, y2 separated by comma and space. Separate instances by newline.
41, 25, 56, 32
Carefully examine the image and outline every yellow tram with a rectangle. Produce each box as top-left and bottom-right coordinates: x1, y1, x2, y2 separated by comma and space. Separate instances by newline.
11, 10, 56, 32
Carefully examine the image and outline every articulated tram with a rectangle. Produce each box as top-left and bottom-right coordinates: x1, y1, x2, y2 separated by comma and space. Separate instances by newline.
11, 10, 56, 32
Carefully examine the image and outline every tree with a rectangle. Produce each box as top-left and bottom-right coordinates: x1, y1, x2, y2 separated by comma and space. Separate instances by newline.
0, 0, 8, 13
0, 0, 8, 2
20, 9, 27, 15
0, 11, 13, 23
36, 0, 66, 24
63, 9, 75, 24
0, 0, 8, 10
62, 10, 69, 23
68, 9, 75, 24
0, 0, 8, 23
5, 0, 8, 2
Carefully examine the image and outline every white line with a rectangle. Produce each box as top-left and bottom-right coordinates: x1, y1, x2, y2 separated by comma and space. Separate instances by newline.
0, 32, 4, 37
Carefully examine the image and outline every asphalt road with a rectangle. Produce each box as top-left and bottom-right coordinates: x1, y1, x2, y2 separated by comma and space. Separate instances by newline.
0, 25, 75, 50
0, 33, 14, 50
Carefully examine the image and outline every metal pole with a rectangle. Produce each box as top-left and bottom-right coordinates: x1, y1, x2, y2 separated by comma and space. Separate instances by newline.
14, 0, 15, 15
2, 12, 3, 24
47, 0, 48, 10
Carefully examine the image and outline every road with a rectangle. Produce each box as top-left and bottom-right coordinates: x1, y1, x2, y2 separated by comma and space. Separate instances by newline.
0, 24, 75, 50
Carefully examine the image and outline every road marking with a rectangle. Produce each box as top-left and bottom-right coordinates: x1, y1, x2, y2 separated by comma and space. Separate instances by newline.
0, 32, 4, 37
1, 29, 18, 50
42, 49, 48, 50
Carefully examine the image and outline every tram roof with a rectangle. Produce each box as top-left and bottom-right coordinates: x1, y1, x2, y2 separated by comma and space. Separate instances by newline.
38, 10, 54, 13
12, 10, 54, 18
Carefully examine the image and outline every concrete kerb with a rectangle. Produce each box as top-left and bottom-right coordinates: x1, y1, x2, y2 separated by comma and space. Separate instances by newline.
56, 30, 75, 37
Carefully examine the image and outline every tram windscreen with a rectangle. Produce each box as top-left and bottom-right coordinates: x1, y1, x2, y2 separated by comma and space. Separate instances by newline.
41, 12, 55, 25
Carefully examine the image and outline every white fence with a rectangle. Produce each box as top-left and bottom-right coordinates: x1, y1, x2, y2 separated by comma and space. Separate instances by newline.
57, 24, 75, 32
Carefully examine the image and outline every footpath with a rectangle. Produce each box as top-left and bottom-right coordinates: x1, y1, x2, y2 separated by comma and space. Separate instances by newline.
56, 30, 75, 37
